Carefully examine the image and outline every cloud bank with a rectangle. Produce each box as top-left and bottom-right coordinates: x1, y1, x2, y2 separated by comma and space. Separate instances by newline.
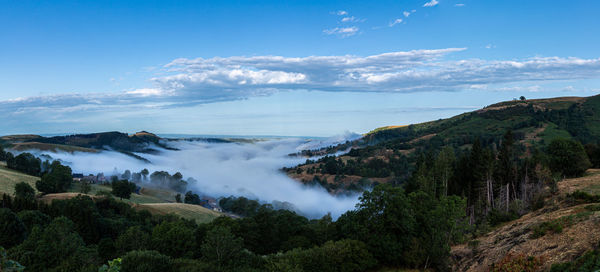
2, 48, 600, 119
24, 138, 361, 219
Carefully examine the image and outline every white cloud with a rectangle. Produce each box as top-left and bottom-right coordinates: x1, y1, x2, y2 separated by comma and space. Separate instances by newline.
323, 26, 359, 37
403, 11, 411, 17
341, 16, 356, 22
126, 88, 165, 96
423, 0, 439, 7
3, 49, 600, 122
455, 3, 465, 7
389, 18, 403, 27
336, 10, 348, 16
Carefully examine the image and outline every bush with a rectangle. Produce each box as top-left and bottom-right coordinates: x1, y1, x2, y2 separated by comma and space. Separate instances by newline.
568, 190, 600, 204
36, 161, 72, 194
17, 210, 50, 232
547, 138, 591, 177
487, 209, 520, 226
0, 208, 27, 248
111, 180, 136, 199
14, 182, 35, 200
121, 250, 172, 272
550, 248, 600, 272
268, 239, 377, 272
530, 220, 563, 239
584, 204, 600, 211
491, 254, 544, 272
530, 215, 575, 239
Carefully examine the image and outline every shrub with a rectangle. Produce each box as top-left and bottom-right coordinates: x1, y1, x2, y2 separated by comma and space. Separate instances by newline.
121, 250, 172, 272
0, 208, 27, 248
14, 182, 35, 200
584, 204, 600, 211
550, 249, 600, 271
530, 215, 575, 239
547, 138, 591, 177
268, 239, 377, 272
568, 190, 600, 204
491, 254, 544, 272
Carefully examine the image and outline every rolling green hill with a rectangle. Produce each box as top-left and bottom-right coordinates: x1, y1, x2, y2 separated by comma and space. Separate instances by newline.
0, 131, 174, 155
287, 94, 600, 191
363, 95, 600, 149
0, 161, 40, 196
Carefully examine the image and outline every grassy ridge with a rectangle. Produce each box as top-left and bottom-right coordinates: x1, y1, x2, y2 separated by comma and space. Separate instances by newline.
0, 161, 40, 196
1, 162, 221, 223
362, 95, 599, 150
134, 203, 221, 224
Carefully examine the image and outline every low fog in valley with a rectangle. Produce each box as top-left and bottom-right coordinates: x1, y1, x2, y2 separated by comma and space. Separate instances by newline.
25, 136, 362, 219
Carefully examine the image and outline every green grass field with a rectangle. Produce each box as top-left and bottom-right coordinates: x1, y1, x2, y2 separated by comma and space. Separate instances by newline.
0, 161, 40, 196
70, 183, 173, 204
1, 162, 221, 223
135, 203, 222, 224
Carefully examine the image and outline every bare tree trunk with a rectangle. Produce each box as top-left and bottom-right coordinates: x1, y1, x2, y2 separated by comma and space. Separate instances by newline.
506, 183, 510, 212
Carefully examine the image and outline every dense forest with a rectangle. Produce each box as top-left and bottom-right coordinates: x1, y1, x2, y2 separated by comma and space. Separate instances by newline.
2, 129, 600, 271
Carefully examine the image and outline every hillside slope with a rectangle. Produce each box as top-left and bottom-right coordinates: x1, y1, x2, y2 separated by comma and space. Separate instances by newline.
0, 161, 40, 195
286, 95, 600, 192
0, 131, 172, 155
451, 169, 600, 271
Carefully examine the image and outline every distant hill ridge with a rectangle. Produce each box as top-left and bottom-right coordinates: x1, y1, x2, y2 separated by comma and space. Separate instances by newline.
286, 94, 600, 192
309, 94, 600, 155
0, 131, 174, 156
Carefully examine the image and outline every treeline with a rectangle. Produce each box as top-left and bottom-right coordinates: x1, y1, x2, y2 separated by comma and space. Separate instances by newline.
0, 180, 467, 271
114, 169, 191, 193
404, 131, 594, 228
296, 153, 410, 179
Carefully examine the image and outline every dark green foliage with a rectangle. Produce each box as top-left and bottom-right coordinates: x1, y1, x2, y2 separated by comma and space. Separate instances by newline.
218, 196, 260, 217
10, 216, 97, 271
98, 238, 117, 261
585, 204, 600, 211
268, 239, 377, 272
149, 171, 188, 192
151, 220, 196, 258
0, 208, 26, 248
50, 195, 102, 243
16, 210, 50, 233
30, 131, 172, 154
36, 160, 72, 194
6, 153, 41, 176
547, 138, 591, 177
530, 220, 563, 239
0, 146, 7, 161
172, 258, 212, 272
336, 185, 415, 266
80, 180, 92, 194
0, 246, 25, 272
184, 191, 202, 205
585, 143, 600, 168
111, 179, 136, 199
115, 226, 150, 254
13, 182, 35, 200
550, 248, 600, 271
336, 184, 466, 269
121, 250, 173, 272
200, 226, 243, 271
234, 208, 311, 255
567, 190, 600, 204
487, 208, 520, 226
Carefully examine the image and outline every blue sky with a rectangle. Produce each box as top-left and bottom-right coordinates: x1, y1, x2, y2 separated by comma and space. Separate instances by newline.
1, 0, 600, 136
